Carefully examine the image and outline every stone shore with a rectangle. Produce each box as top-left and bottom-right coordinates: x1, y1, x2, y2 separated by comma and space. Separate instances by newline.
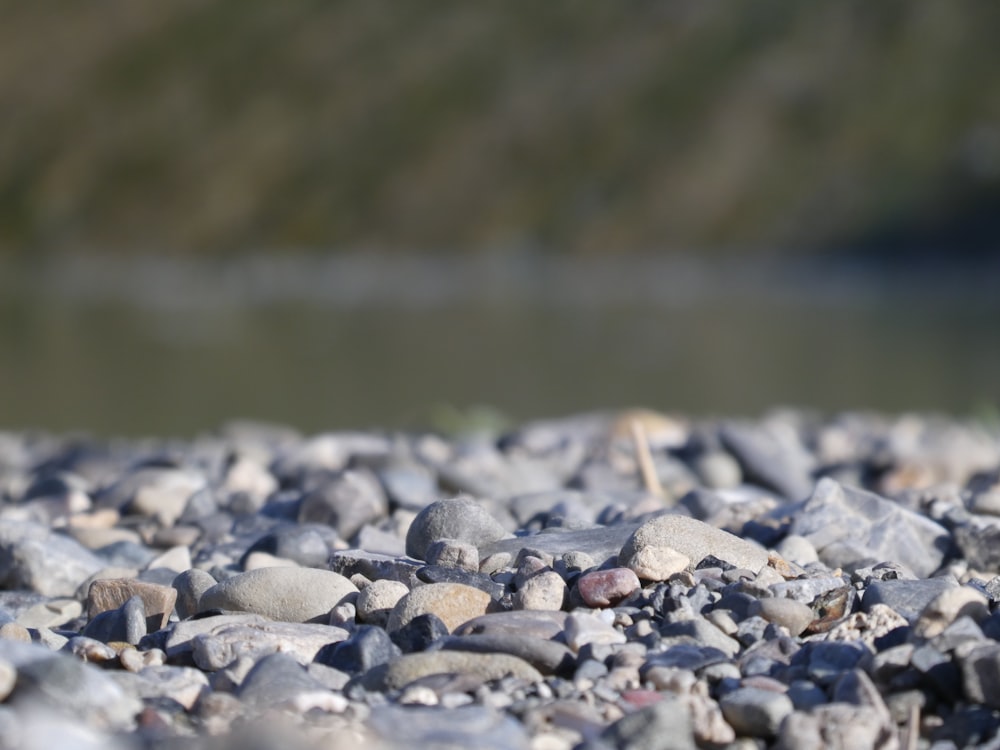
2, 409, 1000, 749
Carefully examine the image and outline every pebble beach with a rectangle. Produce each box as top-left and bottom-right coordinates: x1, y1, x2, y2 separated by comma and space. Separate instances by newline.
3, 408, 1000, 749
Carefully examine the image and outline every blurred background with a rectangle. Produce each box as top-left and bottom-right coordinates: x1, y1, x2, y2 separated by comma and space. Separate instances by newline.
1, 1, 999, 436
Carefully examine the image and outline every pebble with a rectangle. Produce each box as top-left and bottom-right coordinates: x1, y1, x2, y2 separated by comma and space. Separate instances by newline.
405, 496, 508, 560
385, 582, 492, 633
1, 410, 999, 747
198, 566, 358, 622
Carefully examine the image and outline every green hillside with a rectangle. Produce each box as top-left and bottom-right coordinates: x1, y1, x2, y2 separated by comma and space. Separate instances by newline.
2, 2, 999, 258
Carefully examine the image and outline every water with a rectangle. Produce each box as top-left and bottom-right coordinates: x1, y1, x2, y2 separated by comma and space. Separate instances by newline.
2, 254, 998, 436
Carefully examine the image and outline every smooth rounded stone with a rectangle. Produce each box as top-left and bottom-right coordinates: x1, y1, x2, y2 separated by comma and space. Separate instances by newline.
241, 524, 335, 569
16, 598, 82, 629
190, 620, 350, 670
789, 478, 950, 578
118, 468, 208, 527
298, 468, 388, 540
455, 610, 569, 640
514, 570, 567, 611
0, 623, 31, 642
622, 544, 690, 581
912, 585, 990, 639
315, 625, 401, 674
96, 540, 156, 569
172, 568, 217, 620
83, 595, 146, 645
861, 577, 958, 625
376, 459, 439, 511
198, 566, 358, 623
390, 613, 450, 654
369, 704, 530, 750
88, 577, 177, 631
354, 524, 407, 556
660, 618, 740, 658
425, 538, 480, 571
693, 450, 743, 490
775, 704, 896, 750
564, 611, 626, 651
110, 664, 209, 710
0, 520, 108, 596
751, 598, 814, 637
0, 639, 142, 732
768, 576, 846, 604
0, 658, 14, 701
362, 650, 543, 691
405, 497, 507, 561
720, 686, 794, 738
600, 696, 697, 750
144, 545, 192, 575
236, 652, 335, 708
774, 534, 819, 566
328, 549, 422, 585
576, 568, 639, 609
68, 525, 143, 550
385, 582, 492, 633
562, 550, 596, 572
222, 454, 278, 504
959, 643, 1000, 708
433, 633, 576, 676
356, 579, 410, 627
416, 565, 506, 599
621, 514, 769, 574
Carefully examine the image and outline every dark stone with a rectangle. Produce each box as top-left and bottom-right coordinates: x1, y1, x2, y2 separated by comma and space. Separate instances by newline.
315, 625, 400, 674
416, 565, 506, 599
237, 652, 330, 707
696, 554, 736, 572
862, 577, 958, 624
601, 697, 696, 750
389, 613, 449, 654
432, 633, 575, 677
241, 523, 335, 568
641, 644, 729, 673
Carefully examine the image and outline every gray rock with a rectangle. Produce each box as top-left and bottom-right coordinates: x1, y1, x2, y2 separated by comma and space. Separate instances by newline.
960, 643, 1000, 708
425, 538, 480, 571
481, 523, 640, 567
237, 652, 332, 708
719, 686, 794, 738
660, 618, 741, 657
385, 582, 492, 633
405, 497, 507, 561
719, 419, 815, 500
601, 696, 697, 750
241, 524, 336, 568
862, 577, 958, 624
82, 594, 146, 645
769, 576, 846, 604
513, 570, 567, 611
172, 568, 217, 619
788, 478, 949, 577
775, 704, 897, 750
0, 638, 141, 731
315, 625, 400, 674
356, 579, 410, 627
87, 577, 177, 631
328, 548, 422, 585
455, 610, 569, 640
297, 468, 388, 540
113, 467, 207, 527
622, 514, 769, 573
954, 519, 1000, 572
0, 521, 107, 596
198, 566, 358, 622
190, 619, 350, 670
369, 704, 530, 750
109, 664, 209, 710
375, 459, 438, 511
751, 598, 814, 637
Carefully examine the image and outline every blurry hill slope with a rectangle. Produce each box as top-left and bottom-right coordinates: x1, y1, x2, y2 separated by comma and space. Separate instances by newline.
2, 2, 999, 258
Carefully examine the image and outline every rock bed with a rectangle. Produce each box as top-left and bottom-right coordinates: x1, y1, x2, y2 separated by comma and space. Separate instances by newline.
2, 409, 1000, 749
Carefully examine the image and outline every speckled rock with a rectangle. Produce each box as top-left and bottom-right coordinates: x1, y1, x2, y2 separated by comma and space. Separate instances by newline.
621, 514, 769, 574
198, 567, 358, 622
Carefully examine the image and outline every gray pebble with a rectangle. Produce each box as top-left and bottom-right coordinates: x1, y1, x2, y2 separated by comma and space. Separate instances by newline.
405, 497, 507, 561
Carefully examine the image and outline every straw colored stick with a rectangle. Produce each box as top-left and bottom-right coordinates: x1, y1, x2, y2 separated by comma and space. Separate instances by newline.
630, 419, 665, 499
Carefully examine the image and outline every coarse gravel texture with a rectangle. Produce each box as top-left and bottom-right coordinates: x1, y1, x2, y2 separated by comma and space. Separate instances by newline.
1, 408, 1000, 749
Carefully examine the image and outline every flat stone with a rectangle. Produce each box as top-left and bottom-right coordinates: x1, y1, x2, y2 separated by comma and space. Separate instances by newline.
621, 514, 769, 574
789, 478, 950, 577
481, 524, 640, 568
110, 664, 209, 710
87, 578, 177, 631
621, 544, 691, 581
415, 565, 505, 599
298, 468, 388, 540
405, 497, 507, 561
362, 650, 543, 691
433, 633, 576, 676
198, 567, 358, 622
862, 577, 958, 624
386, 582, 492, 633
455, 610, 569, 640
719, 420, 815, 501
577, 567, 640, 608
564, 611, 626, 651
328, 549, 422, 585
960, 643, 1000, 708
236, 652, 334, 708
720, 686, 794, 738
660, 618, 740, 657
189, 619, 350, 670
16, 598, 82, 629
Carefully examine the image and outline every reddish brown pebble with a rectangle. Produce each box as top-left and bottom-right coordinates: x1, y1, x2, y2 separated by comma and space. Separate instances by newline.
576, 567, 640, 608
622, 690, 663, 709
